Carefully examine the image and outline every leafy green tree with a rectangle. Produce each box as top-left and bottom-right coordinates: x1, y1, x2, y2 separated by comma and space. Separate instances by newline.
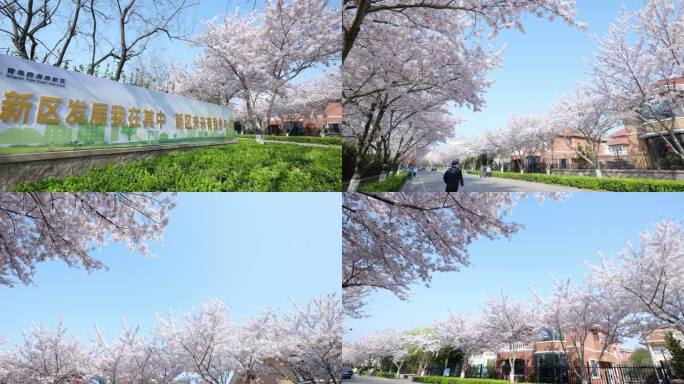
666, 332, 684, 379
630, 348, 653, 365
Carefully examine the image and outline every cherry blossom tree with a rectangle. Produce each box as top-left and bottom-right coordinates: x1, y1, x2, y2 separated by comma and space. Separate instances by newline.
550, 85, 620, 177
350, 329, 410, 374
0, 193, 176, 287
286, 294, 342, 384
378, 106, 459, 179
497, 114, 550, 174
271, 72, 342, 135
342, 0, 585, 190
405, 331, 440, 376
590, 0, 684, 160
2, 295, 340, 383
174, 0, 340, 134
342, 192, 567, 318
343, 12, 499, 190
156, 299, 236, 384
533, 277, 633, 384
10, 321, 92, 384
0, 339, 16, 383
482, 292, 539, 383
91, 324, 132, 384
589, 219, 684, 334
436, 312, 488, 378
342, 0, 582, 62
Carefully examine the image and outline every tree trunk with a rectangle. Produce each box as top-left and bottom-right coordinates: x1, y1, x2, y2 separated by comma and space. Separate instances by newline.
396, 361, 404, 378
342, 0, 371, 62
509, 358, 515, 383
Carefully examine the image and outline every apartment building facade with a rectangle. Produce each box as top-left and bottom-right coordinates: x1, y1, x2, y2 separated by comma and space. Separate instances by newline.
266, 101, 342, 136
495, 328, 624, 383
645, 328, 684, 366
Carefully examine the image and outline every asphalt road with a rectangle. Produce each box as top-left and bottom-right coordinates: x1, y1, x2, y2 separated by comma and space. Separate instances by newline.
344, 375, 412, 384
401, 170, 586, 192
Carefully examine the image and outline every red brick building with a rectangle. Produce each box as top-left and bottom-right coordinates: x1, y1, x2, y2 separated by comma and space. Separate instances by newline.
495, 327, 624, 383
267, 101, 342, 136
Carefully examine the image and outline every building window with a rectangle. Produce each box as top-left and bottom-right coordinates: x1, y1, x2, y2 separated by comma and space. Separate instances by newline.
590, 360, 600, 379
514, 359, 525, 375
540, 328, 562, 341
326, 123, 341, 134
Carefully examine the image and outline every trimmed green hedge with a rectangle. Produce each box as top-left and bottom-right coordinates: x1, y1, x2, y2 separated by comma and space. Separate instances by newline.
413, 376, 509, 384
374, 372, 398, 379
12, 141, 341, 192
240, 134, 342, 146
358, 172, 410, 192
468, 170, 684, 192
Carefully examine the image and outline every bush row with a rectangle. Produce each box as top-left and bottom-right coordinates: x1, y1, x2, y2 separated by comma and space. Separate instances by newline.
413, 376, 509, 384
373, 371, 398, 379
239, 134, 342, 146
13, 141, 341, 192
358, 172, 410, 192
469, 170, 684, 192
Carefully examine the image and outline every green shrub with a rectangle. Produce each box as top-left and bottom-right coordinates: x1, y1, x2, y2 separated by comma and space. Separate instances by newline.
658, 154, 684, 170
240, 134, 342, 146
470, 171, 684, 192
12, 141, 341, 192
374, 371, 397, 379
413, 376, 509, 384
358, 172, 410, 192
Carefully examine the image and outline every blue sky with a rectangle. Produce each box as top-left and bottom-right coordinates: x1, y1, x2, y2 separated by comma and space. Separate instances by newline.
345, 193, 684, 348
452, 0, 643, 140
0, 193, 341, 345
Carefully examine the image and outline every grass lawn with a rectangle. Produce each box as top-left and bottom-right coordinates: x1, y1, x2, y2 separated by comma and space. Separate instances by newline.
12, 140, 341, 192
358, 172, 410, 192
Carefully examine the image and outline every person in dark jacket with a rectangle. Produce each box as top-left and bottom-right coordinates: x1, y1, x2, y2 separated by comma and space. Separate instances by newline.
443, 160, 465, 192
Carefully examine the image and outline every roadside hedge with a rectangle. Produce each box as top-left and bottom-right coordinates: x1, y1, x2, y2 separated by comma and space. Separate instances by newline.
413, 376, 509, 384
373, 372, 398, 379
12, 141, 341, 192
239, 134, 342, 146
358, 172, 410, 192
468, 170, 684, 192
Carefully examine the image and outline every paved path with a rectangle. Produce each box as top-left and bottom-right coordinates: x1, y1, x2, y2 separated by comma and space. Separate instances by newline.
236, 138, 341, 149
401, 170, 586, 192
344, 375, 412, 384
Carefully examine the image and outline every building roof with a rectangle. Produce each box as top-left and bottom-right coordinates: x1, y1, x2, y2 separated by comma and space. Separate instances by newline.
653, 76, 684, 88
559, 128, 609, 142
645, 328, 683, 344
607, 129, 629, 147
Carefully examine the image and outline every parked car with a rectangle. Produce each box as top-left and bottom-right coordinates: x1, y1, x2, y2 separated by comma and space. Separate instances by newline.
341, 367, 354, 379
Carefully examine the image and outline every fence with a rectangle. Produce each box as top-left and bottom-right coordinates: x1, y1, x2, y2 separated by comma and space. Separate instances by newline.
504, 153, 684, 172
498, 363, 674, 384
547, 154, 660, 171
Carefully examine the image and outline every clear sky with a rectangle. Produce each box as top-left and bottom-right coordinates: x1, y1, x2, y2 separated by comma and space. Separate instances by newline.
344, 192, 684, 349
451, 0, 644, 140
0, 193, 341, 345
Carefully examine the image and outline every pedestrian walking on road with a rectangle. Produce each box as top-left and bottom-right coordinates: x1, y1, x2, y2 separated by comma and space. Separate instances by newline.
443, 160, 464, 192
